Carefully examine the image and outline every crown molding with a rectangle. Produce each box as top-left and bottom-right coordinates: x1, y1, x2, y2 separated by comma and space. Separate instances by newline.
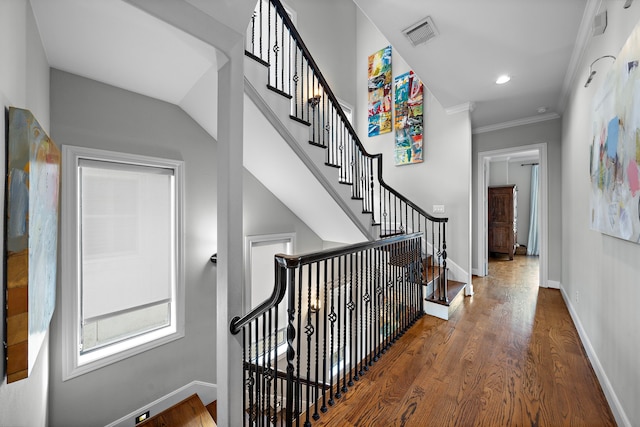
472, 112, 560, 135
445, 102, 475, 115
557, 0, 602, 114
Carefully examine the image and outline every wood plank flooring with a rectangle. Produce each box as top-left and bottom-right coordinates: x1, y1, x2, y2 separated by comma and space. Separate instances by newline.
312, 255, 616, 426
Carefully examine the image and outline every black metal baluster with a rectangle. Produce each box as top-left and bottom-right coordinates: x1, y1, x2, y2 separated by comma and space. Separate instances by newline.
313, 261, 320, 421
295, 267, 303, 425
347, 253, 355, 387
266, 310, 273, 426
341, 255, 348, 394
354, 250, 362, 381
273, 303, 279, 426
280, 11, 285, 93
334, 256, 342, 399
293, 47, 299, 118
267, 1, 271, 76
246, 326, 252, 427
321, 259, 328, 413
328, 258, 335, 406
304, 266, 312, 427
442, 224, 448, 303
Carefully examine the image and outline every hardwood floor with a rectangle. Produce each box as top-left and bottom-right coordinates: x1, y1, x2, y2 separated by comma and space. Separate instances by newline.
311, 255, 616, 426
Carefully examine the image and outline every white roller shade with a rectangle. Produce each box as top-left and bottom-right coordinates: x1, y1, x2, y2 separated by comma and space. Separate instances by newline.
79, 159, 175, 321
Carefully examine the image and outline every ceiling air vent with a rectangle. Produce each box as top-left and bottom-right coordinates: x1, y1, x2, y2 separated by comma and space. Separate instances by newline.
403, 16, 439, 47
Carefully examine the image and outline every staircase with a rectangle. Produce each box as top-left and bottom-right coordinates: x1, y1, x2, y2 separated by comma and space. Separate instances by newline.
136, 394, 217, 427
231, 0, 468, 424
422, 253, 466, 320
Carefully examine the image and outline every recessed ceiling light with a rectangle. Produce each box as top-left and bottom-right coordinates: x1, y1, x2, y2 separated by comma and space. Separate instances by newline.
496, 74, 511, 85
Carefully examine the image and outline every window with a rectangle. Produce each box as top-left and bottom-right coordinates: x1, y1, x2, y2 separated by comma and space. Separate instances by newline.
61, 146, 184, 380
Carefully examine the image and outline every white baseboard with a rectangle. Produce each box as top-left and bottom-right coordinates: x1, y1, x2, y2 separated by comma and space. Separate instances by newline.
106, 381, 217, 427
471, 267, 483, 276
546, 279, 560, 289
559, 285, 631, 427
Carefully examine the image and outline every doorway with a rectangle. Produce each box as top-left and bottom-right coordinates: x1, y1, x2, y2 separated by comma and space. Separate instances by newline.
476, 143, 548, 287
244, 233, 296, 357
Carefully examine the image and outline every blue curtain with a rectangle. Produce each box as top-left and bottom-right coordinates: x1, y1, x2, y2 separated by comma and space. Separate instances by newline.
527, 165, 539, 255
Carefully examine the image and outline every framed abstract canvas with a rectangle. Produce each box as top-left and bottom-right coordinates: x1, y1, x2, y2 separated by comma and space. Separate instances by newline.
394, 70, 424, 165
368, 46, 392, 137
5, 107, 60, 382
589, 23, 640, 243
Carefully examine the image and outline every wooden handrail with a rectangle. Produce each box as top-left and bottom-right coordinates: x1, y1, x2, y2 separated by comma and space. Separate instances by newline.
230, 232, 422, 334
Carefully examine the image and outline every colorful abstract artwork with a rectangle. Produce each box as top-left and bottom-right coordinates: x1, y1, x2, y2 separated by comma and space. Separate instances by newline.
394, 70, 424, 165
5, 107, 61, 382
368, 46, 392, 137
590, 22, 640, 243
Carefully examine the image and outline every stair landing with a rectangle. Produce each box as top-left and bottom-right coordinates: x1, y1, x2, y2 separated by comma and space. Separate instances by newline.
424, 279, 466, 320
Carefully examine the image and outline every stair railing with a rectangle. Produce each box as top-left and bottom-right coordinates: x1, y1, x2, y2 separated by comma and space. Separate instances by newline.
245, 0, 449, 303
231, 233, 424, 426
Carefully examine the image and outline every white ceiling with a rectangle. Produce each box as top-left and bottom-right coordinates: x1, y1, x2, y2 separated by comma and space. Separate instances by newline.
353, 0, 594, 131
29, 0, 602, 135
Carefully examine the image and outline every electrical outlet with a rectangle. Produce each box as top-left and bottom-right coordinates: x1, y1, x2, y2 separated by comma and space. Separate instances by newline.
433, 204, 445, 214
135, 411, 150, 424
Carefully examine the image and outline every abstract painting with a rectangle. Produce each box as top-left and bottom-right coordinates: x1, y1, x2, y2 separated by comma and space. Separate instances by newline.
5, 107, 60, 382
368, 46, 392, 137
589, 22, 640, 243
394, 70, 423, 165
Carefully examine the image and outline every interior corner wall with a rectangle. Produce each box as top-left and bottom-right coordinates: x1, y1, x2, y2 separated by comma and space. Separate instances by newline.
0, 1, 51, 426
471, 118, 562, 281
561, 2, 640, 425
48, 69, 218, 427
285, 0, 357, 109
355, 8, 472, 279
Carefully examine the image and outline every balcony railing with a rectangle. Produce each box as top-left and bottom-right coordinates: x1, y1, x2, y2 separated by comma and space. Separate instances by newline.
231, 233, 424, 426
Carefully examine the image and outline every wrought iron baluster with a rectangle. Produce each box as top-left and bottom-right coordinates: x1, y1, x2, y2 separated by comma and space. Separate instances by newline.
313, 262, 321, 421
321, 259, 328, 413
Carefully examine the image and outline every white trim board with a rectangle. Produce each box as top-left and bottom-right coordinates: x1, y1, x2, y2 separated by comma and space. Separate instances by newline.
476, 143, 549, 290
559, 285, 631, 427
105, 381, 217, 427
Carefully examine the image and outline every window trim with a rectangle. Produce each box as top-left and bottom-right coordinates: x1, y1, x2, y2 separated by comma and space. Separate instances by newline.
61, 145, 185, 381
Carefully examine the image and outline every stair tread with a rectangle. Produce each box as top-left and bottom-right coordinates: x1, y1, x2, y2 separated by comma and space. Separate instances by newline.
138, 394, 216, 427
425, 280, 466, 306
206, 400, 217, 424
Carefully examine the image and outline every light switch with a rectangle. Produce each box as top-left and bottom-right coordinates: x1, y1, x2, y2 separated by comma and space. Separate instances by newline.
433, 205, 445, 214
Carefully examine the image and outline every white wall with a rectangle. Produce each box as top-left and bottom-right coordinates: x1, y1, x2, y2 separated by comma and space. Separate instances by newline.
0, 1, 51, 426
287, 0, 357, 109
561, 2, 640, 425
355, 7, 472, 280
509, 162, 533, 247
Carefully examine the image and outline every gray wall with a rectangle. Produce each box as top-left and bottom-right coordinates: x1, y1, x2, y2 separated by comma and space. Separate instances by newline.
472, 119, 562, 280
561, 2, 640, 424
0, 1, 51, 426
49, 69, 218, 427
244, 170, 324, 253
355, 7, 472, 280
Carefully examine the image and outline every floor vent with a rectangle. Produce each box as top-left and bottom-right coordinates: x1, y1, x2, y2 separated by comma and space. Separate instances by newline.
403, 16, 439, 47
